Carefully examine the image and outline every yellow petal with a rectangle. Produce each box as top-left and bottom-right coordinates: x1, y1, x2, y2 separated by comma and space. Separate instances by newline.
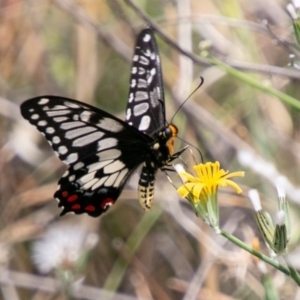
178, 171, 198, 183
224, 179, 243, 194
224, 171, 245, 179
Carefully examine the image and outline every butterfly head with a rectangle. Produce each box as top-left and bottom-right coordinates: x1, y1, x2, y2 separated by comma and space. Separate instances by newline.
165, 124, 178, 156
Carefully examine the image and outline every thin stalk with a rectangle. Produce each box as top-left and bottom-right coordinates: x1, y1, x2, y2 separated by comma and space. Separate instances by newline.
209, 57, 300, 111
220, 230, 290, 276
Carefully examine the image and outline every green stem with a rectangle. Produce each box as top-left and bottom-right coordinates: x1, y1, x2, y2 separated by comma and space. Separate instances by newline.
104, 207, 162, 291
283, 257, 300, 286
209, 57, 300, 111
220, 230, 290, 276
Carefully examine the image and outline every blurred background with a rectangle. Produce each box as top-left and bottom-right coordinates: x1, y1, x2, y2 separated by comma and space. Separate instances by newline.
1, 0, 300, 299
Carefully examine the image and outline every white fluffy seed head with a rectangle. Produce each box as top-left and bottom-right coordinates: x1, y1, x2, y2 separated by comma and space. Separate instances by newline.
276, 210, 285, 226
292, 0, 300, 9
31, 224, 99, 274
174, 164, 185, 173
248, 189, 262, 212
174, 164, 187, 182
275, 176, 286, 199
287, 3, 298, 19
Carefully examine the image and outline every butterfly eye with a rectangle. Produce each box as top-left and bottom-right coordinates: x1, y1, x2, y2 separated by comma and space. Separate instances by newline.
164, 127, 172, 139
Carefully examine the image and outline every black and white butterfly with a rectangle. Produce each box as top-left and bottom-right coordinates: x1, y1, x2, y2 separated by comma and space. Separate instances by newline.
21, 28, 185, 217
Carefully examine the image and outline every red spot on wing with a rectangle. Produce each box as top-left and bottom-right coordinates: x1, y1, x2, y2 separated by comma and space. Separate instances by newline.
67, 194, 78, 202
62, 191, 69, 198
101, 197, 114, 209
85, 205, 95, 212
71, 204, 81, 210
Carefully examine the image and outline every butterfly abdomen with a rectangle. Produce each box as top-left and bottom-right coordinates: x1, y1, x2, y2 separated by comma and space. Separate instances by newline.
137, 123, 179, 211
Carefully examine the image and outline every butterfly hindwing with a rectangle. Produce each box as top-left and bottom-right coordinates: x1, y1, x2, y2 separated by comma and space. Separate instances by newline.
54, 154, 136, 216
21, 96, 153, 216
125, 29, 166, 135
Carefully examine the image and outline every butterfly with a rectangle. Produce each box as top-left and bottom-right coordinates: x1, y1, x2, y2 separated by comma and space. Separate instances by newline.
20, 28, 185, 217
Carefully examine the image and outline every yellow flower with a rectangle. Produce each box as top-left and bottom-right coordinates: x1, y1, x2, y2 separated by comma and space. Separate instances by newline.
177, 161, 244, 202
175, 161, 244, 232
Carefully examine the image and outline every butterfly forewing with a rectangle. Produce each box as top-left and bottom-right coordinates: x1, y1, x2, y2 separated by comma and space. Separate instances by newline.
125, 29, 165, 136
21, 96, 152, 216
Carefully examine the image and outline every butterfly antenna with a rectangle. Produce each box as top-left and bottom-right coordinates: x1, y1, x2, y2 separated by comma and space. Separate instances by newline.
176, 136, 204, 163
170, 77, 204, 124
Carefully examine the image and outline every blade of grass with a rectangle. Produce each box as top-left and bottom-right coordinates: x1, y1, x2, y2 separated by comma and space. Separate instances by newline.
209, 56, 300, 111
103, 206, 162, 291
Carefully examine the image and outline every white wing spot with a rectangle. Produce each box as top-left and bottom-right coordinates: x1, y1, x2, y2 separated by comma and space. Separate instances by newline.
62, 170, 69, 177
83, 178, 99, 190
46, 110, 70, 117
135, 91, 148, 101
128, 93, 134, 103
133, 55, 139, 61
138, 67, 145, 75
114, 168, 129, 187
104, 172, 119, 187
69, 175, 76, 182
147, 68, 156, 84
131, 67, 137, 74
52, 136, 61, 144
91, 176, 108, 190
133, 103, 149, 116
73, 161, 84, 170
66, 153, 78, 164
137, 78, 147, 88
53, 105, 67, 110
79, 171, 96, 184
60, 121, 85, 130
139, 115, 151, 131
46, 127, 55, 134
31, 114, 39, 120
97, 118, 122, 132
38, 98, 49, 105
98, 149, 121, 160
80, 111, 92, 122
143, 33, 151, 42
58, 145, 68, 155
88, 160, 113, 172
150, 88, 160, 108
64, 101, 80, 108
38, 120, 47, 126
72, 131, 104, 147
53, 117, 68, 123
46, 109, 71, 117
97, 138, 117, 151
126, 108, 131, 121
131, 79, 136, 88
144, 49, 151, 57
140, 56, 149, 65
65, 127, 96, 139
104, 160, 125, 174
